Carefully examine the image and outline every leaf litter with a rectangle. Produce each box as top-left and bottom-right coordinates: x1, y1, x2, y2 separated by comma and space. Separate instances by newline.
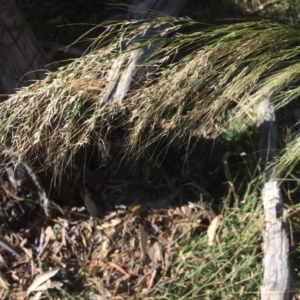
0, 140, 216, 299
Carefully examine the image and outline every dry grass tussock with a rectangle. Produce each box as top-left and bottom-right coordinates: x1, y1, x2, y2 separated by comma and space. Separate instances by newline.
1, 18, 300, 179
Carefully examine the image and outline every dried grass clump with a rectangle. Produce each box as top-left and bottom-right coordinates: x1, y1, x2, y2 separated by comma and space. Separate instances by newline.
1, 18, 300, 179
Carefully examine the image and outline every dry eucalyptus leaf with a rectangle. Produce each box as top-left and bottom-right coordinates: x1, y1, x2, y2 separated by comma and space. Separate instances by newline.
0, 270, 9, 290
33, 280, 63, 292
131, 204, 141, 213
207, 215, 221, 246
45, 226, 56, 241
148, 241, 163, 264
83, 193, 98, 217
180, 204, 192, 217
139, 224, 148, 258
27, 268, 59, 294
101, 219, 122, 229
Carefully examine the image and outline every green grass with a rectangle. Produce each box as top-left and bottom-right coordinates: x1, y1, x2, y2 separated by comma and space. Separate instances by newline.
138, 179, 264, 299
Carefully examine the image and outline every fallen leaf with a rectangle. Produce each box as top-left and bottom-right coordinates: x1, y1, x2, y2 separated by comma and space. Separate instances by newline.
83, 221, 93, 232
81, 192, 98, 217
139, 224, 148, 258
107, 262, 129, 277
148, 241, 163, 264
207, 215, 221, 246
130, 204, 141, 213
0, 270, 9, 290
27, 268, 59, 295
101, 219, 122, 229
180, 204, 192, 217
45, 226, 56, 241
33, 280, 63, 292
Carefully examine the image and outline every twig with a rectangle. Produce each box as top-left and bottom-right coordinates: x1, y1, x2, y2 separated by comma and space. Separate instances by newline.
0, 236, 22, 258
0, 185, 24, 201
247, 0, 280, 16
2, 147, 51, 217
133, 264, 161, 289
19, 160, 50, 217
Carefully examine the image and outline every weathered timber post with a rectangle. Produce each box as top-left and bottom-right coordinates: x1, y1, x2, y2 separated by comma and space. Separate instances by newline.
102, 0, 188, 105
259, 95, 292, 300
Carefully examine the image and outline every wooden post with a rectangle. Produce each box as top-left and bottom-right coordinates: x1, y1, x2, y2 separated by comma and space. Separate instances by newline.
259, 95, 292, 300
101, 0, 188, 105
